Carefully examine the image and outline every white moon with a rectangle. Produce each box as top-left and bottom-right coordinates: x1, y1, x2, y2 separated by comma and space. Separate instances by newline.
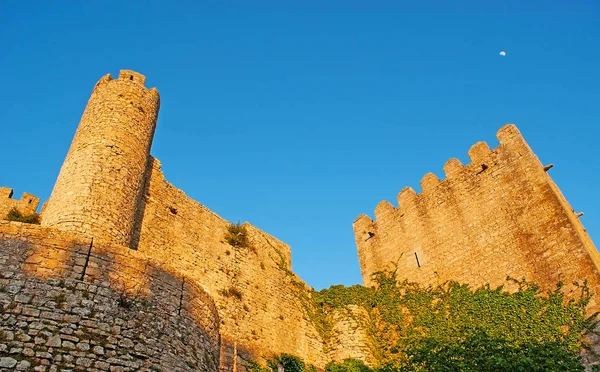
499, 51, 506, 56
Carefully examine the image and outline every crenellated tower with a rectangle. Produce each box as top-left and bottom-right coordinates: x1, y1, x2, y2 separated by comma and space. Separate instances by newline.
41, 70, 160, 248
353, 124, 600, 310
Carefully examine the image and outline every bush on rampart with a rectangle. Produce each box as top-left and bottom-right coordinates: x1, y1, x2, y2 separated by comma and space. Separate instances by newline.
6, 207, 40, 224
225, 220, 256, 253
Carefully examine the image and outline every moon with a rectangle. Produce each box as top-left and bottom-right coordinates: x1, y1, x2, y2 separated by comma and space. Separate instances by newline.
499, 51, 506, 56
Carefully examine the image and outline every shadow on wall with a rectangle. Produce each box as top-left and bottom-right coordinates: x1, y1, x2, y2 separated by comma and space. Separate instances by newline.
130, 155, 155, 251
0, 227, 221, 371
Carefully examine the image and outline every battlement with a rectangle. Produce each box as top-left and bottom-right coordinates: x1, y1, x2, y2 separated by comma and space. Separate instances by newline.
10, 69, 599, 370
359, 124, 531, 224
0, 186, 40, 219
119, 69, 146, 85
353, 124, 600, 312
94, 70, 157, 93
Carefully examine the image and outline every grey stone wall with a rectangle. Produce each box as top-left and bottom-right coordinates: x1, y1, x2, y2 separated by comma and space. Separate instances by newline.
0, 221, 220, 371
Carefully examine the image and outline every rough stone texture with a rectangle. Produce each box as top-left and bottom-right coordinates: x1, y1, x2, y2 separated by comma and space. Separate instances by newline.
27, 70, 362, 371
325, 306, 373, 366
0, 221, 220, 371
41, 70, 160, 248
4, 70, 599, 371
135, 158, 327, 370
0, 187, 40, 219
353, 124, 600, 312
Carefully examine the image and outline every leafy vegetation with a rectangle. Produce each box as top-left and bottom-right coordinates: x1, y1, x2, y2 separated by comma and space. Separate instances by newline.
219, 286, 243, 300
245, 354, 317, 372
225, 220, 252, 250
277, 268, 599, 371
325, 358, 373, 372
6, 207, 40, 224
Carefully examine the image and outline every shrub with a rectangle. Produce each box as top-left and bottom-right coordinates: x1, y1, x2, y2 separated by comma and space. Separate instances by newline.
6, 207, 40, 224
325, 358, 373, 372
225, 220, 251, 249
267, 354, 306, 372
219, 286, 243, 300
245, 354, 316, 372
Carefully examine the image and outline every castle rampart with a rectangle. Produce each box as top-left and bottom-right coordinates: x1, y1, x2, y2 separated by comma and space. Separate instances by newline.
0, 187, 40, 218
3, 70, 369, 372
6, 70, 600, 370
135, 157, 324, 370
353, 124, 600, 312
41, 70, 160, 248
0, 220, 220, 371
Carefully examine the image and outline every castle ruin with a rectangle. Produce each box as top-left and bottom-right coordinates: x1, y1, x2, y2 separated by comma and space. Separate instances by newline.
1, 69, 599, 371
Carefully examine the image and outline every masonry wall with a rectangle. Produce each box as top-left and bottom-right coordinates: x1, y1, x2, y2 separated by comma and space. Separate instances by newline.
0, 187, 40, 219
353, 124, 600, 312
0, 221, 220, 371
135, 157, 328, 371
24, 68, 371, 370
41, 70, 160, 248
325, 306, 373, 366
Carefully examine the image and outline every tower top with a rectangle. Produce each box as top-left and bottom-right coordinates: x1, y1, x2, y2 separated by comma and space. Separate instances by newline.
118, 69, 146, 86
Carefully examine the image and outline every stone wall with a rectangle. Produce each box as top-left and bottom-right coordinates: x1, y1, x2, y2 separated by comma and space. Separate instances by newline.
0, 221, 220, 371
353, 124, 600, 312
135, 158, 327, 370
4, 68, 371, 370
41, 70, 160, 248
325, 306, 373, 365
0, 187, 40, 219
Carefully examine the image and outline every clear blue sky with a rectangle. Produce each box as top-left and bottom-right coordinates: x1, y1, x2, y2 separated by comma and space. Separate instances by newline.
1, 1, 599, 290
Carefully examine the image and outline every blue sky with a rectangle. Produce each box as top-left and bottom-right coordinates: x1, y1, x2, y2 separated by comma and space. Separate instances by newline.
1, 1, 599, 290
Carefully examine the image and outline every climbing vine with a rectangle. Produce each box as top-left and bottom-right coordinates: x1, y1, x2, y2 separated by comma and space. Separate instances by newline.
286, 268, 599, 371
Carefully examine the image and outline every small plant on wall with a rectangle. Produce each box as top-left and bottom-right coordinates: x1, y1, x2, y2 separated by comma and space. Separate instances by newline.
225, 220, 251, 249
6, 207, 40, 224
219, 286, 243, 300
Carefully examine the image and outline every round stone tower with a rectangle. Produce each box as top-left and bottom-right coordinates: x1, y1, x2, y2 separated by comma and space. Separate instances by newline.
41, 70, 160, 247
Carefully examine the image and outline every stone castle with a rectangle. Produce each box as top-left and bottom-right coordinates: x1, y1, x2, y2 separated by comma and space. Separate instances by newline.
1, 69, 599, 371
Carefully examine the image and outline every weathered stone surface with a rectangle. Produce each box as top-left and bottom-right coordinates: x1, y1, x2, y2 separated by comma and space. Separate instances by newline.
0, 188, 39, 221
3, 70, 600, 372
46, 335, 62, 347
0, 225, 220, 371
0, 357, 17, 368
353, 124, 600, 313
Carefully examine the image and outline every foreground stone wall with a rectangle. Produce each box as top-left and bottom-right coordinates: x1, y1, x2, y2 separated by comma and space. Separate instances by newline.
353, 124, 600, 312
135, 158, 328, 370
0, 221, 220, 371
0, 187, 40, 219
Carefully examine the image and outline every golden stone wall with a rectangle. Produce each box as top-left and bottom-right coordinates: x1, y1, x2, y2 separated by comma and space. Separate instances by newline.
326, 306, 373, 365
135, 157, 326, 371
7, 69, 600, 371
24, 69, 369, 371
0, 187, 40, 219
41, 70, 160, 248
353, 124, 600, 311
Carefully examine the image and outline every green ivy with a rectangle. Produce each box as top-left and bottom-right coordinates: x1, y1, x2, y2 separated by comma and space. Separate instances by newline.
245, 354, 317, 372
325, 358, 373, 372
290, 269, 598, 370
